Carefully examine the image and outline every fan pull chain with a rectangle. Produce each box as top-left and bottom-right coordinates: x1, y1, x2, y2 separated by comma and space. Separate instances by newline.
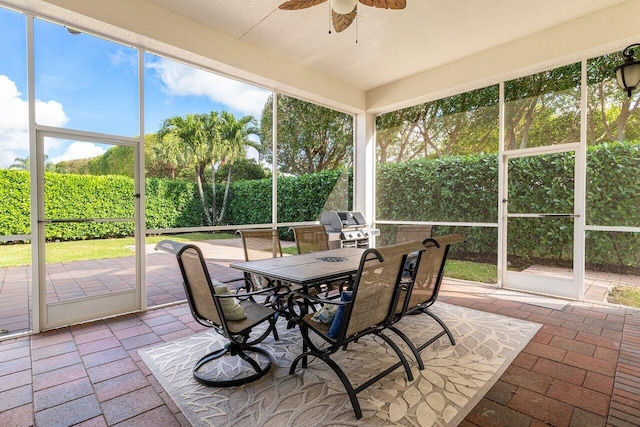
328, 6, 332, 34
355, 12, 358, 43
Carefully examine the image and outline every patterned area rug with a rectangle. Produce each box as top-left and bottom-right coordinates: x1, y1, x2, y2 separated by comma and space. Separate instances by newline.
140, 303, 540, 426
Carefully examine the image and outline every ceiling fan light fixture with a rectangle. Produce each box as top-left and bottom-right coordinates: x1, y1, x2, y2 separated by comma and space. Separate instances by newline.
330, 0, 357, 14
279, 0, 406, 33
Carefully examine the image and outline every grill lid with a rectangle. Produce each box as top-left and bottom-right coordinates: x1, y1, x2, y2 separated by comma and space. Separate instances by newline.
320, 211, 368, 231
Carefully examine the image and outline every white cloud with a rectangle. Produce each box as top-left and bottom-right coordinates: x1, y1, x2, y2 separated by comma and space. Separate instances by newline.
36, 99, 67, 127
109, 49, 138, 73
147, 58, 270, 118
0, 75, 68, 168
49, 141, 106, 164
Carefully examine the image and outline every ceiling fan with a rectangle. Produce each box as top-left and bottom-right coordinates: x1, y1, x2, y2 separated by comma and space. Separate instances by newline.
279, 0, 406, 33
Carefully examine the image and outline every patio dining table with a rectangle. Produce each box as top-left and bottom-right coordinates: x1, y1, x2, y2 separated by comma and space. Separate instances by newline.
230, 246, 367, 368
230, 247, 366, 291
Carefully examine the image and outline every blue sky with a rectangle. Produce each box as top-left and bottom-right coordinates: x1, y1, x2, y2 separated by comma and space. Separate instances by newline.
0, 7, 270, 168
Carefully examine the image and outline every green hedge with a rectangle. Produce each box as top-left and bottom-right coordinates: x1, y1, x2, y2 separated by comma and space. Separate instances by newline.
586, 142, 640, 227
376, 141, 639, 270
44, 173, 135, 239
0, 170, 30, 236
0, 171, 207, 239
0, 168, 348, 239
224, 169, 350, 239
0, 142, 637, 271
376, 154, 499, 256
377, 154, 499, 224
145, 177, 207, 230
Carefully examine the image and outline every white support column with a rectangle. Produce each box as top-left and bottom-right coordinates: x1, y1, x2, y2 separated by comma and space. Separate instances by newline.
574, 59, 588, 302
354, 112, 375, 242
497, 82, 506, 289
272, 92, 278, 228
137, 48, 147, 312
26, 14, 40, 334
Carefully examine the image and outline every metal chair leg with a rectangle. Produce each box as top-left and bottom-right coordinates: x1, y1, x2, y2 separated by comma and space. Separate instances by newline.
388, 325, 425, 370
193, 343, 272, 387
423, 309, 456, 345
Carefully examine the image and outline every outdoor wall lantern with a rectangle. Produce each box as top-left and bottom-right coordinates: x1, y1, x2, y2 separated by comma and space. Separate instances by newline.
615, 43, 640, 97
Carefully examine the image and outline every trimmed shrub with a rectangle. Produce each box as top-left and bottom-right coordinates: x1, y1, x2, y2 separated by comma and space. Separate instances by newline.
0, 170, 30, 236
0, 142, 637, 272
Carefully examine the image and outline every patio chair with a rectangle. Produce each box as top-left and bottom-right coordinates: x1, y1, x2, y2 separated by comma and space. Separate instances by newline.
237, 228, 283, 291
238, 228, 283, 261
291, 224, 347, 296
395, 224, 433, 244
389, 234, 467, 369
237, 228, 296, 313
287, 240, 425, 419
394, 224, 432, 281
162, 240, 279, 387
291, 224, 330, 254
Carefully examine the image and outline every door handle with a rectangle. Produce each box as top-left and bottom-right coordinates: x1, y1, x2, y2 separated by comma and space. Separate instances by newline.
39, 218, 93, 224
39, 218, 132, 223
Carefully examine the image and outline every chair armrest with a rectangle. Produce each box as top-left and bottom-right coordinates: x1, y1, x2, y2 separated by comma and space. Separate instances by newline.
220, 277, 245, 285
286, 290, 351, 321
288, 290, 351, 306
226, 285, 282, 299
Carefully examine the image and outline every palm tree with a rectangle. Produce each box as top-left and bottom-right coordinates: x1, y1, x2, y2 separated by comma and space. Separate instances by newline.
9, 155, 56, 172
9, 156, 29, 170
151, 133, 185, 179
156, 111, 259, 226
158, 114, 213, 225
213, 111, 260, 224
204, 111, 222, 224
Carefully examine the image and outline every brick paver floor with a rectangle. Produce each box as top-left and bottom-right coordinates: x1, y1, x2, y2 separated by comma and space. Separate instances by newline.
1, 280, 640, 426
0, 238, 281, 335
1, 238, 640, 425
1, 238, 632, 337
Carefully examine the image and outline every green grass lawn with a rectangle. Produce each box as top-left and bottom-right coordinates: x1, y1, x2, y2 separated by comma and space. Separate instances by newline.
0, 235, 498, 285
0, 232, 236, 268
607, 286, 640, 308
283, 247, 497, 283
282, 246, 298, 255
445, 260, 497, 284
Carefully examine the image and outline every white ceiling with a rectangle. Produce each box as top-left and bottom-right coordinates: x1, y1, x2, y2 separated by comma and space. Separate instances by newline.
143, 0, 630, 91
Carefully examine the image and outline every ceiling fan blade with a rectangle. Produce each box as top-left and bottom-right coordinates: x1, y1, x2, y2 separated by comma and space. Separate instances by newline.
358, 0, 406, 9
279, 0, 328, 10
332, 8, 357, 32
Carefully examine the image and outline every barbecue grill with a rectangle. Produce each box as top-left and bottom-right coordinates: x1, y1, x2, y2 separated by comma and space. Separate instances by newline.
320, 211, 371, 249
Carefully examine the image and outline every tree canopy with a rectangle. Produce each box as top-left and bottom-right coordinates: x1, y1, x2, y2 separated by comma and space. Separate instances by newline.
9, 155, 56, 172
260, 94, 353, 175
87, 145, 134, 177
376, 55, 640, 164
376, 86, 499, 163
